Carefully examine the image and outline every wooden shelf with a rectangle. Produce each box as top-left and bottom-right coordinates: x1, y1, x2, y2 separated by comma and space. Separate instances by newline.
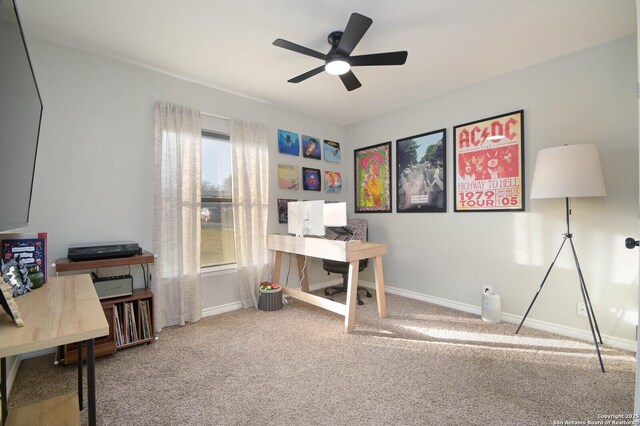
6, 393, 80, 426
62, 288, 155, 365
54, 250, 154, 272
54, 254, 156, 365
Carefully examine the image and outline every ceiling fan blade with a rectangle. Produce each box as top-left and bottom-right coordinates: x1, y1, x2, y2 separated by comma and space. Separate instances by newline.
288, 65, 326, 83
337, 13, 372, 55
349, 51, 408, 67
339, 70, 362, 91
273, 38, 327, 61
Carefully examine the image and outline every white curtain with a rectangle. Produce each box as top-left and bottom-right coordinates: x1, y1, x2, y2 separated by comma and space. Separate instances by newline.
230, 118, 270, 308
153, 102, 202, 330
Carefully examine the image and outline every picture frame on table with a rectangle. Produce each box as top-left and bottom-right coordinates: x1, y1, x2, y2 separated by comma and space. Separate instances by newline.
396, 129, 446, 213
0, 256, 31, 327
354, 141, 392, 213
453, 110, 524, 212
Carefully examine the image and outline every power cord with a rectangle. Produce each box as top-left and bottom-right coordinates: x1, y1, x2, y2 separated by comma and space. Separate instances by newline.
282, 254, 293, 305
285, 253, 292, 286
299, 255, 308, 288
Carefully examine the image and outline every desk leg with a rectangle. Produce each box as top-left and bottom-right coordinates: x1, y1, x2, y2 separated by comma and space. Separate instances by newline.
297, 256, 309, 293
374, 256, 387, 319
77, 341, 83, 410
272, 250, 282, 284
1, 357, 7, 426
344, 260, 360, 334
87, 339, 96, 426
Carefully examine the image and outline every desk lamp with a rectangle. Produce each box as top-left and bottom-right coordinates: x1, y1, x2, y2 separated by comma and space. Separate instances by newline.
515, 144, 607, 372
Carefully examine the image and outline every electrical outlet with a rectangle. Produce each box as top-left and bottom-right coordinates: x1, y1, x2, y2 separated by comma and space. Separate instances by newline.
483, 285, 493, 294
577, 302, 587, 317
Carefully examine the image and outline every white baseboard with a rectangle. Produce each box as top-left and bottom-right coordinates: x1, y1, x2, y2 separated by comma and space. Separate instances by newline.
365, 281, 637, 353
200, 278, 637, 353
202, 301, 244, 318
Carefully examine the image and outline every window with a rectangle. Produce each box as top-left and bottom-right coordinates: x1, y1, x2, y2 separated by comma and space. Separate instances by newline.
201, 131, 236, 268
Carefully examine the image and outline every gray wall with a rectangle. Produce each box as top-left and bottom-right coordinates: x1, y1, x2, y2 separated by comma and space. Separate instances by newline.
16, 34, 638, 346
23, 39, 348, 310
348, 36, 639, 345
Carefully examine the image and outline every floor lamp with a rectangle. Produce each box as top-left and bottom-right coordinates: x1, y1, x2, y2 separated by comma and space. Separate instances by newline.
515, 144, 607, 372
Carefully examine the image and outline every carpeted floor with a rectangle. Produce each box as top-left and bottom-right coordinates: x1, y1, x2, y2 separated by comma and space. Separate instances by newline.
8, 292, 636, 425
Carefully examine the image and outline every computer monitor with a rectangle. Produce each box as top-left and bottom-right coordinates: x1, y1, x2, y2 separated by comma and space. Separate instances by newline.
287, 201, 348, 237
323, 202, 347, 227
287, 200, 325, 237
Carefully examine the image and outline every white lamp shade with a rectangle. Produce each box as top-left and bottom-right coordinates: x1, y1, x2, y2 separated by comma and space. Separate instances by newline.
530, 144, 606, 199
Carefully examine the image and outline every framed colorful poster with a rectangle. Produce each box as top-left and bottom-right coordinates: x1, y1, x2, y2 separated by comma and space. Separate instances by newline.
302, 135, 321, 159
277, 198, 296, 224
324, 171, 342, 193
302, 167, 321, 191
278, 129, 300, 156
324, 140, 341, 163
277, 164, 299, 190
354, 142, 392, 213
453, 110, 524, 212
396, 129, 446, 213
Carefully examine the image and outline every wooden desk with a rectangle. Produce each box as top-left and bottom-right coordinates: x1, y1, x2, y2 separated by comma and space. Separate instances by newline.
0, 274, 109, 426
268, 234, 388, 333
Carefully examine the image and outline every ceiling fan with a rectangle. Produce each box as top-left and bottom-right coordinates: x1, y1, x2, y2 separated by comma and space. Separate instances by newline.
273, 12, 408, 91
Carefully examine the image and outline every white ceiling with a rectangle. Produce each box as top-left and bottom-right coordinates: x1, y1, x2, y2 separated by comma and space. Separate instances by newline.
17, 0, 637, 126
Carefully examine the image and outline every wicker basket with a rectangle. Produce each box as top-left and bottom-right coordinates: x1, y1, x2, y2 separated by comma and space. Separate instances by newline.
258, 287, 283, 311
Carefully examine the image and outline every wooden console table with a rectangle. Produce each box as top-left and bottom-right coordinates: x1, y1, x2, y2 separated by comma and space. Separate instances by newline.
267, 234, 388, 333
0, 274, 109, 426
53, 251, 156, 364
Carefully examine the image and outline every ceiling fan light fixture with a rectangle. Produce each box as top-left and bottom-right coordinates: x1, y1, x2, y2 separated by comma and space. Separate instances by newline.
325, 60, 350, 75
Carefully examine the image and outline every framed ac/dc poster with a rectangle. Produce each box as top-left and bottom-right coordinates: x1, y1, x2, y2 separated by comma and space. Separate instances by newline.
453, 110, 524, 212
354, 142, 392, 213
397, 129, 446, 213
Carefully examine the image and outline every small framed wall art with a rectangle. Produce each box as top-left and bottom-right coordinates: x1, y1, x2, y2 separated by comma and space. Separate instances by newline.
324, 171, 342, 193
302, 135, 321, 160
278, 129, 300, 156
278, 164, 299, 190
277, 198, 296, 224
302, 167, 321, 191
323, 140, 341, 163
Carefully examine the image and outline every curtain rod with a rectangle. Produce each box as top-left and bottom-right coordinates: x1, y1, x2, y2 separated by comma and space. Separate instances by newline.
201, 111, 230, 120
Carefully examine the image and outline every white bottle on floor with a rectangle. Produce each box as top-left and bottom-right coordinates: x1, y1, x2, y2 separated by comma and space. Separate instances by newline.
482, 289, 501, 323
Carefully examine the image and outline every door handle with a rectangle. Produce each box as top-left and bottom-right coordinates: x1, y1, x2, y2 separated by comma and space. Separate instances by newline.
625, 237, 639, 249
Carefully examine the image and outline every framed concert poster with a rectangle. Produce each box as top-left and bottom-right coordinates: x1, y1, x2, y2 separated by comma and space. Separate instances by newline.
453, 110, 524, 212
354, 142, 392, 213
396, 129, 446, 213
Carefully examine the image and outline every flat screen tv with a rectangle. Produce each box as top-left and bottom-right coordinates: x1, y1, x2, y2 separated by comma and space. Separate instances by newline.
0, 0, 42, 231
